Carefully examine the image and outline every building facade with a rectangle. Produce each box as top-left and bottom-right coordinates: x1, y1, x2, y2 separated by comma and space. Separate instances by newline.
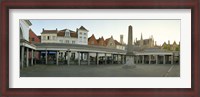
161, 40, 180, 51
41, 29, 58, 43
57, 29, 78, 44
88, 35, 125, 50
41, 26, 88, 45
134, 33, 154, 48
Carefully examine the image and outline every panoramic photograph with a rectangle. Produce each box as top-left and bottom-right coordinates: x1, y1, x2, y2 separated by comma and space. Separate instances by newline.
20, 19, 180, 77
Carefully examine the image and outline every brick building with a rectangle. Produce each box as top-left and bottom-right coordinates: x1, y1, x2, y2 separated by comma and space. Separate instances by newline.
29, 29, 41, 43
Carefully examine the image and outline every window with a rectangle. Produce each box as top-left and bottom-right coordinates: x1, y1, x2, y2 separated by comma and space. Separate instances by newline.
84, 33, 87, 35
72, 41, 75, 44
47, 36, 50, 40
79, 32, 82, 34
43, 36, 46, 40
32, 38, 34, 41
65, 32, 70, 37
84, 37, 86, 39
79, 36, 82, 38
66, 40, 69, 43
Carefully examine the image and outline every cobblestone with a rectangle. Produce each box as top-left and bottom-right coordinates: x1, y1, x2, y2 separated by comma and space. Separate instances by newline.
20, 64, 180, 77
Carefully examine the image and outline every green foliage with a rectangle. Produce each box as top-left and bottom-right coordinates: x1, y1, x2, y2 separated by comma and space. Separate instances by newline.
163, 44, 171, 51
175, 46, 180, 51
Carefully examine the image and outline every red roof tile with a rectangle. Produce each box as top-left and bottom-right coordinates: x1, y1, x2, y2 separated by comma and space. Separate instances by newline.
41, 30, 57, 34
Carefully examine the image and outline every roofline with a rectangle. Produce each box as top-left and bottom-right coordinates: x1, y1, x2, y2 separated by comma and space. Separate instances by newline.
24, 20, 32, 26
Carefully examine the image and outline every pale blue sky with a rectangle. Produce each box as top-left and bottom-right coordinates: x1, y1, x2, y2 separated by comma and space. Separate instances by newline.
30, 19, 180, 45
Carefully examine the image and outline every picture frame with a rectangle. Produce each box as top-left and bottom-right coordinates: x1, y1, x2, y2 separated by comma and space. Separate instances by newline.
1, 0, 199, 97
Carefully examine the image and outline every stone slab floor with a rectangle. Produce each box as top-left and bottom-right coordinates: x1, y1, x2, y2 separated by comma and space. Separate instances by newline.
20, 64, 180, 77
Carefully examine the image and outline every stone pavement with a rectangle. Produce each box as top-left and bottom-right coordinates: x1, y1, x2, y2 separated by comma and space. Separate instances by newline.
20, 64, 180, 77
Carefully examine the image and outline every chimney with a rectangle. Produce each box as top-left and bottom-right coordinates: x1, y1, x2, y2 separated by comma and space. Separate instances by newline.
155, 41, 157, 46
168, 40, 170, 45
43, 28, 44, 31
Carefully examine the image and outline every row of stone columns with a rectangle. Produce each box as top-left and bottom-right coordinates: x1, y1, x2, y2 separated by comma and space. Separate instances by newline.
21, 46, 36, 69
43, 50, 126, 66
135, 55, 174, 64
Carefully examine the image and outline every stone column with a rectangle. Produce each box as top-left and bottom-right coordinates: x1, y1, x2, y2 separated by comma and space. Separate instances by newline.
81, 52, 83, 61
163, 55, 166, 64
96, 52, 99, 65
171, 55, 173, 64
116, 54, 119, 64
78, 52, 80, 65
45, 50, 48, 64
112, 54, 114, 64
87, 52, 90, 65
21, 46, 24, 69
124, 25, 136, 68
26, 48, 29, 67
136, 56, 138, 64
149, 55, 151, 64
31, 49, 34, 66
122, 55, 124, 64
142, 55, 144, 64
156, 55, 158, 64
67, 51, 70, 66
56, 51, 59, 65
34, 50, 37, 64
104, 53, 107, 64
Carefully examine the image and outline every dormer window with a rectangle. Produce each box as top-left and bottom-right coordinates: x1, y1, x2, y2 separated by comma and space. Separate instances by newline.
65, 30, 70, 37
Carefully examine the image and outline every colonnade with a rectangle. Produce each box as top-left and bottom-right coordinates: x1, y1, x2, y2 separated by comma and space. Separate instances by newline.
20, 48, 179, 69
20, 46, 37, 69
41, 50, 126, 66
134, 54, 175, 64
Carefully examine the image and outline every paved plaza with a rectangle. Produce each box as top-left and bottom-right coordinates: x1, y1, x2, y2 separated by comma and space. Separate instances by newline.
20, 64, 180, 77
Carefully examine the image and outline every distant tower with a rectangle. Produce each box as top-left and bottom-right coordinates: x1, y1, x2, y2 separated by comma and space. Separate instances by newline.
140, 33, 143, 46
120, 35, 124, 44
168, 40, 170, 45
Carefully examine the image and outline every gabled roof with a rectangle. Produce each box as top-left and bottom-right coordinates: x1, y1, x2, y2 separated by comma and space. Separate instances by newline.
104, 38, 110, 45
88, 34, 96, 40
173, 41, 177, 45
79, 26, 88, 31
41, 29, 57, 34
114, 40, 122, 45
97, 36, 104, 42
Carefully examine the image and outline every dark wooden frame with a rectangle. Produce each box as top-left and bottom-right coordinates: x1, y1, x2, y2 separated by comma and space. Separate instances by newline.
0, 0, 199, 97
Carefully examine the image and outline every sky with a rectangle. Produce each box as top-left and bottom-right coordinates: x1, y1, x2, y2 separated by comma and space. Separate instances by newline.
29, 19, 180, 45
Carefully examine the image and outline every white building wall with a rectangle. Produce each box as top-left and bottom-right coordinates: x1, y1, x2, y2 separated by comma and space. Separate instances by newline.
116, 45, 125, 50
19, 20, 30, 41
77, 29, 88, 45
41, 34, 58, 43
57, 37, 78, 44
